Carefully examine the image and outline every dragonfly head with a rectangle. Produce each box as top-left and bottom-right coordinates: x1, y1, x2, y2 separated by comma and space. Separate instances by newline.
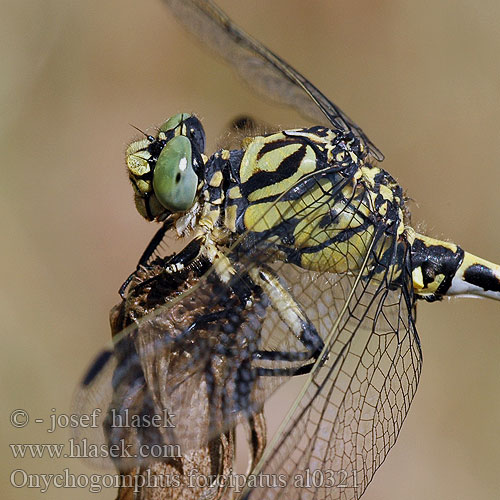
126, 113, 206, 221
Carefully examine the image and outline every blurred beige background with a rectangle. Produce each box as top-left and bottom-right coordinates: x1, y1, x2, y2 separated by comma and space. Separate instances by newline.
1, 0, 499, 499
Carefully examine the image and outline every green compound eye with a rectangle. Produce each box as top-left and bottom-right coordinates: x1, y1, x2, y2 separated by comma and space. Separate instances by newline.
159, 112, 192, 133
153, 135, 198, 212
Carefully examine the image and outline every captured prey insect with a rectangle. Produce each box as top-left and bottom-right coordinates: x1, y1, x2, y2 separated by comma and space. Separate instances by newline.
108, 256, 268, 500
74, 1, 500, 499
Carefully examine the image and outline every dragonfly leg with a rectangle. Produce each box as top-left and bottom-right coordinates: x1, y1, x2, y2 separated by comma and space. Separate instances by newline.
121, 238, 204, 299
248, 265, 325, 376
255, 362, 316, 377
119, 220, 173, 297
249, 265, 324, 354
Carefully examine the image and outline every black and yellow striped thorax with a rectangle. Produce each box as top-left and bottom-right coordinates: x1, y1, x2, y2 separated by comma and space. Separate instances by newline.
202, 125, 408, 276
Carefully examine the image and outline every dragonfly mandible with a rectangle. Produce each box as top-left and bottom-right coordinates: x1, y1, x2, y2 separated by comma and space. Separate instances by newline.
74, 1, 500, 499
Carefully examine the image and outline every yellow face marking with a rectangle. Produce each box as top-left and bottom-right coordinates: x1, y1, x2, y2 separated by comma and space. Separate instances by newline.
126, 138, 149, 156
136, 179, 151, 195
126, 147, 151, 177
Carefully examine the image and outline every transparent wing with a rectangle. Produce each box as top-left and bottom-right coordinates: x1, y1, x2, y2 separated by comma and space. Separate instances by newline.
162, 0, 384, 161
73, 264, 285, 471
246, 244, 421, 500
74, 160, 418, 482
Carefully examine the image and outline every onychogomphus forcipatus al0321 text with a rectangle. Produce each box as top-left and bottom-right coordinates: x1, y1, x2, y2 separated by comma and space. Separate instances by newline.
73, 1, 500, 499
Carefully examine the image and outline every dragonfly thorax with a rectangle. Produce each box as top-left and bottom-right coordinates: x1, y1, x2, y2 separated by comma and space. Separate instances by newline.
196, 125, 409, 279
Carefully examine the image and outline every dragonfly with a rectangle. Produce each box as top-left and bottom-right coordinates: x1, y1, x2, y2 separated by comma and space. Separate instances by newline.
74, 1, 500, 499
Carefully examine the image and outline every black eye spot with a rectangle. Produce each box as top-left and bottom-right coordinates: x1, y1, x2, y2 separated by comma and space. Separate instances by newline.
176, 173, 181, 183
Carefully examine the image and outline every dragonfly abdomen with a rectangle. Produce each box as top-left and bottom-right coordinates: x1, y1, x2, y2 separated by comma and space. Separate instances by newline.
410, 232, 500, 301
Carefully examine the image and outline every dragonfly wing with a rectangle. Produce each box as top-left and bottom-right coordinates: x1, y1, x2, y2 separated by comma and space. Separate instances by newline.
162, 0, 383, 161
73, 262, 287, 471
245, 245, 421, 499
